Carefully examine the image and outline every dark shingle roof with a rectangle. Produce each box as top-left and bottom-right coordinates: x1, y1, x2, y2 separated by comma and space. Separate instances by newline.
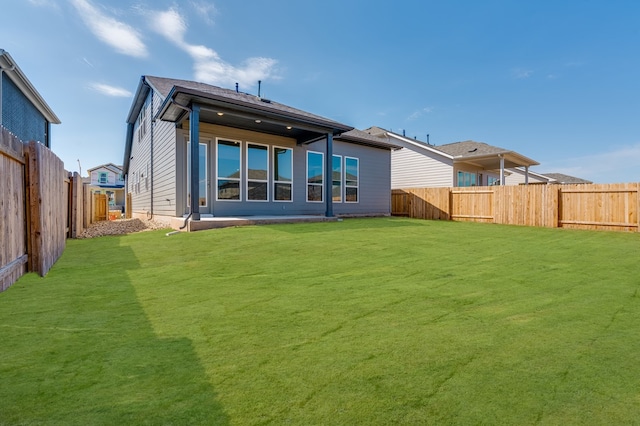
435, 140, 511, 158
335, 129, 402, 150
145, 75, 350, 131
543, 173, 593, 184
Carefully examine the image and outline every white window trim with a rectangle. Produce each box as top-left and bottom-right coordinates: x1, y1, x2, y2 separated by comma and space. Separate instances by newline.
345, 156, 359, 204
306, 150, 324, 203
216, 138, 242, 202
273, 145, 293, 203
246, 142, 270, 202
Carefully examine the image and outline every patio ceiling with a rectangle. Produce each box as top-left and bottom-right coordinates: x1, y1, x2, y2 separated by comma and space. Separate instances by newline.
454, 151, 539, 171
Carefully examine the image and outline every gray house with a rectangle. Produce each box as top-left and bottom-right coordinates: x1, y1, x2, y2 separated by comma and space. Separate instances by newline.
0, 50, 60, 147
365, 127, 539, 188
123, 76, 400, 230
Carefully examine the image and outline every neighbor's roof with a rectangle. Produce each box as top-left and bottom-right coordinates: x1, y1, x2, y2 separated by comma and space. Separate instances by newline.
435, 140, 539, 168
542, 173, 593, 184
364, 126, 448, 157
335, 128, 402, 151
87, 163, 123, 174
0, 49, 61, 124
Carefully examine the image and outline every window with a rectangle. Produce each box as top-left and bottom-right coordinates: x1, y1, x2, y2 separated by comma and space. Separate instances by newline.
136, 100, 148, 141
307, 151, 324, 202
217, 139, 241, 200
332, 155, 342, 202
345, 157, 359, 203
457, 171, 477, 187
273, 146, 292, 201
247, 143, 269, 201
187, 141, 208, 206
98, 172, 108, 185
488, 176, 500, 186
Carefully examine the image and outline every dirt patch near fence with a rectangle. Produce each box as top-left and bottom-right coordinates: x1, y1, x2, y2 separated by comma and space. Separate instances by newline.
77, 219, 168, 239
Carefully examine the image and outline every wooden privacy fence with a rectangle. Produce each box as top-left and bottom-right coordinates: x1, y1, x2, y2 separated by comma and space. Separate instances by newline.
1, 126, 85, 292
392, 183, 640, 232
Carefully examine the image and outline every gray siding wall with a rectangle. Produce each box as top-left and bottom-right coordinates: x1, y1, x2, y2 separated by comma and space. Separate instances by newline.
149, 93, 178, 217
1, 73, 48, 146
504, 169, 549, 185
129, 89, 179, 218
128, 91, 153, 216
391, 139, 453, 188
173, 123, 393, 216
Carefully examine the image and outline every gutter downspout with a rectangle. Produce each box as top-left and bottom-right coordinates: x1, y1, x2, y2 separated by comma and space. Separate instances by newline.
149, 90, 154, 219
325, 132, 334, 217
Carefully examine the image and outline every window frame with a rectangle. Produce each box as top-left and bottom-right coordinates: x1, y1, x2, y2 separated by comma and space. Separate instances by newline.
457, 170, 477, 187
246, 142, 269, 202
345, 156, 359, 203
332, 154, 342, 203
306, 150, 324, 203
98, 171, 108, 185
186, 140, 209, 207
273, 145, 293, 202
216, 138, 242, 202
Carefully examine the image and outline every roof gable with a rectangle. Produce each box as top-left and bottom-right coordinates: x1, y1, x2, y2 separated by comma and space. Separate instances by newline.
0, 50, 61, 124
87, 163, 122, 174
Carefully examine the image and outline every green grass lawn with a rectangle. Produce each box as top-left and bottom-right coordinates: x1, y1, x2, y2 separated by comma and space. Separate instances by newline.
1, 217, 640, 425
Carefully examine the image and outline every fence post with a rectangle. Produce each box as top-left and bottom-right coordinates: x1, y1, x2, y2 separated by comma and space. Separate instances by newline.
25, 141, 42, 274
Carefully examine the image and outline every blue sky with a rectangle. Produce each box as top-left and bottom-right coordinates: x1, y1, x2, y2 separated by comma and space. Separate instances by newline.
2, 0, 639, 183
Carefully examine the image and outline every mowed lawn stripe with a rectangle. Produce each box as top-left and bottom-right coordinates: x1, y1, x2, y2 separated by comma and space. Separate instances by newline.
1, 218, 639, 424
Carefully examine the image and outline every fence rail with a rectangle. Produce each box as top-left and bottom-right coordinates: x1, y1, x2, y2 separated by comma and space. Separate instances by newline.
392, 183, 640, 232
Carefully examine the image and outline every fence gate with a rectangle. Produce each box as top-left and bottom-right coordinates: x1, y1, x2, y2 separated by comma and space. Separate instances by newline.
93, 194, 108, 222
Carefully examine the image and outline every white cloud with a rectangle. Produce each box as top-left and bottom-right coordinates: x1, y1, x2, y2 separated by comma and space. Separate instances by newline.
148, 7, 278, 88
190, 1, 217, 25
540, 143, 640, 184
70, 0, 147, 58
512, 68, 533, 79
89, 82, 133, 97
407, 107, 433, 121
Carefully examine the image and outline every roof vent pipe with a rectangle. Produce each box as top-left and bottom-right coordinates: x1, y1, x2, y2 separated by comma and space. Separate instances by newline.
402, 129, 405, 137
258, 80, 261, 98
427, 134, 430, 145
235, 82, 239, 93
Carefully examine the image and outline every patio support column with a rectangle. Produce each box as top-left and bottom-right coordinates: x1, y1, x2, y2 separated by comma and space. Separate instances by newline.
524, 165, 529, 185
499, 154, 505, 186
189, 104, 201, 221
325, 132, 333, 217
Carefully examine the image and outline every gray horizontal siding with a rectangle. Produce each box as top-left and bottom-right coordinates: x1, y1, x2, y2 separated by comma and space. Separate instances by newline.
171, 124, 393, 216
391, 140, 453, 188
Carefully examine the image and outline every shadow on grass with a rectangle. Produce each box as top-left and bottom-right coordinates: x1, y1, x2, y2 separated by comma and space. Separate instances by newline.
0, 235, 228, 425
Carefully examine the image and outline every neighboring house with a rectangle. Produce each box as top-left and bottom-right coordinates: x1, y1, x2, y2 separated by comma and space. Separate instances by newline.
123, 76, 401, 228
0, 49, 60, 147
87, 163, 126, 210
540, 173, 593, 185
503, 167, 555, 185
365, 127, 540, 188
